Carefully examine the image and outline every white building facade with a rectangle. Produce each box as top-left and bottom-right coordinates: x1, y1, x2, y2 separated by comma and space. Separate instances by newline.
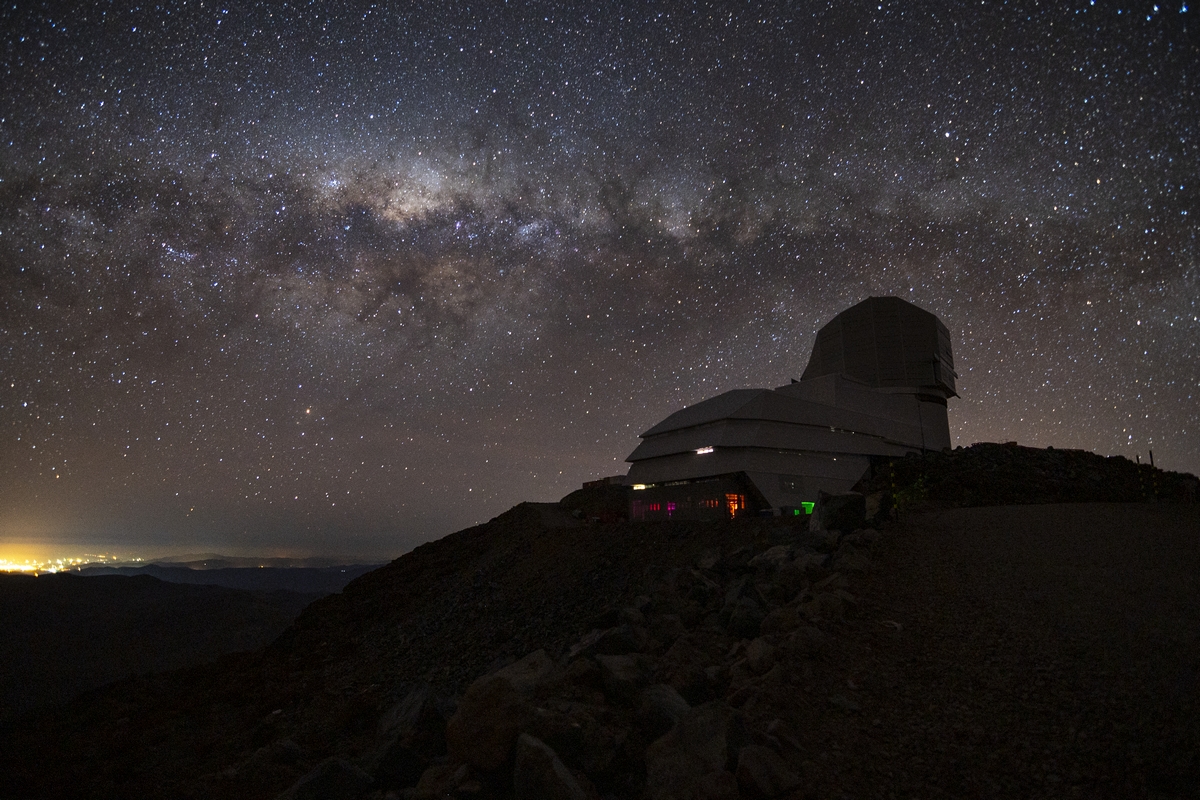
626, 297, 957, 520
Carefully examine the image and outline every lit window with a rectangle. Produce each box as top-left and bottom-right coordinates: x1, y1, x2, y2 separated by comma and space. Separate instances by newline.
724, 493, 745, 517
695, 446, 714, 454
632, 484, 647, 490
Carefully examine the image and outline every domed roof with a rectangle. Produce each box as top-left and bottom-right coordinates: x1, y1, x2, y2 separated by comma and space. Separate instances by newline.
799, 296, 957, 397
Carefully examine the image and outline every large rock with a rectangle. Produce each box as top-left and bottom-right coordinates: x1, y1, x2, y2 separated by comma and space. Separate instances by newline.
830, 546, 872, 574
743, 638, 775, 676
735, 745, 801, 797
275, 757, 373, 800
371, 683, 452, 789
785, 625, 825, 657
790, 550, 829, 574
638, 684, 692, 740
413, 763, 475, 799
568, 624, 643, 658
493, 649, 558, 694
528, 701, 628, 779
513, 733, 591, 800
644, 701, 737, 800
244, 738, 304, 770
596, 653, 653, 703
376, 683, 432, 740
445, 675, 534, 771
725, 597, 765, 639
372, 738, 428, 791
660, 635, 720, 705
812, 491, 866, 532
748, 545, 793, 570
759, 606, 803, 636
692, 770, 740, 799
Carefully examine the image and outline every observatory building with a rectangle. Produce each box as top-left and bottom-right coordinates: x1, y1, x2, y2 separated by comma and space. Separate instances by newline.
626, 296, 957, 520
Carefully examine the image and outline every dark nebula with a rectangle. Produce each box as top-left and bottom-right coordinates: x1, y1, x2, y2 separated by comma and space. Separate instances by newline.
1, 2, 1195, 557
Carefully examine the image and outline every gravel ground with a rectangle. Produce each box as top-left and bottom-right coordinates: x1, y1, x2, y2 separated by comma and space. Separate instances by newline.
787, 502, 1200, 800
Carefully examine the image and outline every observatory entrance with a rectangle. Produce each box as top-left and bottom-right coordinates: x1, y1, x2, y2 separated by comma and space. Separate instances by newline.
629, 473, 768, 521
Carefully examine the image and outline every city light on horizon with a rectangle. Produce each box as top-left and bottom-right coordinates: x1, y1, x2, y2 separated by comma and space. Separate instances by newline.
0, 552, 142, 574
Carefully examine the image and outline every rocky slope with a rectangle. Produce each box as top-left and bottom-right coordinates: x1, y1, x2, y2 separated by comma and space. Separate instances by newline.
4, 449, 1199, 800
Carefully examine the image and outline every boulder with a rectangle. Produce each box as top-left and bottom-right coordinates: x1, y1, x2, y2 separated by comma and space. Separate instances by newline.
528, 703, 629, 779
799, 589, 854, 621
747, 545, 793, 570
789, 550, 829, 580
596, 653, 653, 703
724, 597, 765, 639
723, 575, 753, 606
638, 684, 692, 740
692, 769, 740, 799
246, 738, 304, 769
735, 745, 801, 797
372, 737, 429, 790
528, 706, 587, 767
759, 606, 803, 636
696, 549, 721, 570
767, 560, 805, 601
827, 694, 861, 713
803, 528, 842, 553
660, 636, 719, 706
445, 675, 535, 771
863, 491, 885, 523
493, 649, 558, 694
644, 701, 736, 800
275, 757, 373, 800
621, 605, 648, 626
568, 624, 643, 658
743, 638, 775, 676
513, 733, 591, 800
830, 546, 872, 574
786, 625, 825, 657
377, 683, 432, 740
413, 763, 473, 799
812, 491, 866, 532
650, 613, 689, 644
841, 528, 880, 546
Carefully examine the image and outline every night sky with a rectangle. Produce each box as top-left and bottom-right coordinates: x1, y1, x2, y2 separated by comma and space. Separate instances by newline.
1, 2, 1196, 560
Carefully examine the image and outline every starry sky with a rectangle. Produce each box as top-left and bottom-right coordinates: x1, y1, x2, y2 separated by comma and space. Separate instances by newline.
1, 1, 1196, 560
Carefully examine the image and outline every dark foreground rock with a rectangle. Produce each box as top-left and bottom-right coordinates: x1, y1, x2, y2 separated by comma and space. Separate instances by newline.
3, 497, 1199, 800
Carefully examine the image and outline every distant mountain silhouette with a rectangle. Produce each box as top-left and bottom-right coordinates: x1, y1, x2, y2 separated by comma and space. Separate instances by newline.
76, 563, 380, 594
0, 573, 320, 724
144, 554, 375, 569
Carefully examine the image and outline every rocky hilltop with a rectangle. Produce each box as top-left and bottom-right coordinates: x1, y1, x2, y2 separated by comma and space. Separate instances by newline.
4, 447, 1199, 800
860, 442, 1199, 510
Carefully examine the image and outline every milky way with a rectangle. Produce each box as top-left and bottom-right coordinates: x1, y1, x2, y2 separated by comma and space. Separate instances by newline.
1, 2, 1196, 558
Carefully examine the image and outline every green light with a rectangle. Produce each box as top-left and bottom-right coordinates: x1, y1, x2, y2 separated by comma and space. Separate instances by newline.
801, 502, 815, 514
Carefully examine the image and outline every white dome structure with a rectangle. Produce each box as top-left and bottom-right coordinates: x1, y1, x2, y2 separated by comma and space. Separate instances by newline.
625, 297, 957, 520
